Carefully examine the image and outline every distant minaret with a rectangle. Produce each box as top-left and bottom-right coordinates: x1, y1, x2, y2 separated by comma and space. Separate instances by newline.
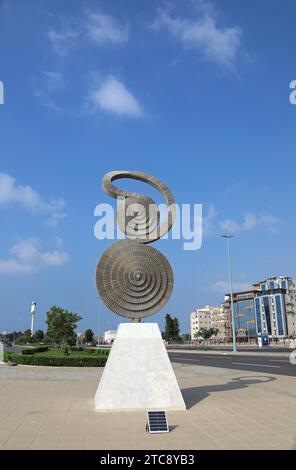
31, 301, 37, 336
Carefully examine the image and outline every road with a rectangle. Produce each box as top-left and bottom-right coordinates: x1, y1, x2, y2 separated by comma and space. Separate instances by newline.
166, 346, 293, 353
3, 345, 296, 377
169, 351, 296, 377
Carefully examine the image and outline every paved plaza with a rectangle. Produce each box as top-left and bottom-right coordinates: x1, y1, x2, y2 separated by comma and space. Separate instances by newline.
0, 362, 295, 450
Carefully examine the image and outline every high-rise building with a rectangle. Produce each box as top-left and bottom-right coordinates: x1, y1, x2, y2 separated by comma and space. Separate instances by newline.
223, 276, 296, 339
191, 276, 296, 344
254, 276, 296, 337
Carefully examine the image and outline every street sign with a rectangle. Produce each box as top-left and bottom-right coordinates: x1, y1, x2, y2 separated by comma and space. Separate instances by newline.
262, 334, 269, 347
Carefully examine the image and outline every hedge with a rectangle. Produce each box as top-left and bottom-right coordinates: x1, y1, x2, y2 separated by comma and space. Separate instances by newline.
21, 346, 49, 355
4, 353, 107, 367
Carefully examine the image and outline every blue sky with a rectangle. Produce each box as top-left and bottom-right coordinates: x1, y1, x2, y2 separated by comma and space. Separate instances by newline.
1, 0, 296, 335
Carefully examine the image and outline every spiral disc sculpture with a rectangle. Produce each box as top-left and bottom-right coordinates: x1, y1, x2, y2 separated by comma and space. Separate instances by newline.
96, 171, 176, 321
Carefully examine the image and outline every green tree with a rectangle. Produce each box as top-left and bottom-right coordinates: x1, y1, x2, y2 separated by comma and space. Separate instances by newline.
45, 306, 82, 346
84, 329, 94, 344
33, 329, 44, 343
172, 317, 181, 341
164, 314, 175, 341
164, 314, 181, 341
181, 333, 191, 342
194, 327, 219, 341
15, 329, 33, 344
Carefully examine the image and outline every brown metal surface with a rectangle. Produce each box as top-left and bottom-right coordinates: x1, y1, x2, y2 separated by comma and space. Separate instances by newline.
102, 171, 176, 244
96, 171, 175, 321
96, 240, 174, 320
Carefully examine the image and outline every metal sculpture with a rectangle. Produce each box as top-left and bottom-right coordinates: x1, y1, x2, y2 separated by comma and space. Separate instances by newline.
95, 171, 176, 321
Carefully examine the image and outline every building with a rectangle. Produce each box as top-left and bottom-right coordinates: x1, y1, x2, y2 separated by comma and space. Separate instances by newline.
104, 330, 117, 344
190, 306, 212, 340
76, 332, 84, 345
210, 306, 231, 341
191, 276, 296, 343
190, 306, 230, 341
254, 276, 296, 338
224, 288, 259, 340
224, 276, 296, 340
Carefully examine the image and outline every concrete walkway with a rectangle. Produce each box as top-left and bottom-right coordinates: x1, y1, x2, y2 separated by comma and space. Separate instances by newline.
0, 363, 295, 450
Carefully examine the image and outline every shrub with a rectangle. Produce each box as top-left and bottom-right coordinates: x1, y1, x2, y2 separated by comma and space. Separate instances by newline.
21, 346, 49, 355
5, 353, 107, 367
70, 346, 83, 352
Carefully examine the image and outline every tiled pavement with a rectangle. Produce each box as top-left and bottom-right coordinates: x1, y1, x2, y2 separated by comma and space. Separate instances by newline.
0, 363, 295, 450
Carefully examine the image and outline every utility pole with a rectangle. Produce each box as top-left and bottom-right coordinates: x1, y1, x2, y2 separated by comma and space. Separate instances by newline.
221, 236, 237, 353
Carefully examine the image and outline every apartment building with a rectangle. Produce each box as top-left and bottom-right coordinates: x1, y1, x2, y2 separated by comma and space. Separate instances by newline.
210, 306, 231, 340
190, 306, 230, 340
190, 306, 212, 340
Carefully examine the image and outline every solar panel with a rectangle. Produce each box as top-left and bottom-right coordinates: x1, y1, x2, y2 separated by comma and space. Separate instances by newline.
146, 411, 169, 434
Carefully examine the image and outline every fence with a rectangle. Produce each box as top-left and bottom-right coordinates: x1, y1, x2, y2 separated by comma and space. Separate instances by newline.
165, 336, 296, 349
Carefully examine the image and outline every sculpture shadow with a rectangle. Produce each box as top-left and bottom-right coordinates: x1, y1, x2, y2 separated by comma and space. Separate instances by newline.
182, 375, 276, 409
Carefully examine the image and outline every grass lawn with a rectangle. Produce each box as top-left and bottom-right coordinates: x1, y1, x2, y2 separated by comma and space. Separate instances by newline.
32, 348, 109, 358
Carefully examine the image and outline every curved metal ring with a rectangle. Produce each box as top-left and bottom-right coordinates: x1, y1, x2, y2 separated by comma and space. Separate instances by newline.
102, 170, 176, 243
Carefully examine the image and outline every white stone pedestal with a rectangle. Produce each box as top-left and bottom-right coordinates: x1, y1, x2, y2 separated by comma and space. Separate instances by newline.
95, 323, 186, 411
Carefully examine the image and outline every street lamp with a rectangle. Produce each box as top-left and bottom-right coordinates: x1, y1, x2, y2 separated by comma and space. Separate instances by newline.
221, 235, 237, 353
30, 301, 37, 336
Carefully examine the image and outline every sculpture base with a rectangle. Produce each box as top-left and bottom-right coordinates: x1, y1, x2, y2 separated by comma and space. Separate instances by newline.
95, 323, 186, 411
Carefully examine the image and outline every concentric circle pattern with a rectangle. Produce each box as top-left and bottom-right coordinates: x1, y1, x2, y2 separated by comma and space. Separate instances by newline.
116, 196, 160, 242
96, 240, 174, 320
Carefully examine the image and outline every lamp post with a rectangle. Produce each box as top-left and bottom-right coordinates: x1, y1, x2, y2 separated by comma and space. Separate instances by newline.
221, 235, 237, 353
30, 301, 37, 336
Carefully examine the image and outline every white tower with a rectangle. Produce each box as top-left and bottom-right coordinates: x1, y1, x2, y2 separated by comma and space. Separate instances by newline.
31, 301, 37, 336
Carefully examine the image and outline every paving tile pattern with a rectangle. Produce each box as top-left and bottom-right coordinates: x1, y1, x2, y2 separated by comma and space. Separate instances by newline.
0, 363, 295, 450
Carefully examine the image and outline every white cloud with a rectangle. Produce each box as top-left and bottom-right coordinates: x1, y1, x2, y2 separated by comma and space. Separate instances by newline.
203, 204, 218, 235
47, 10, 128, 57
152, 3, 242, 67
220, 213, 279, 234
86, 11, 128, 46
202, 206, 279, 236
33, 71, 64, 112
47, 28, 79, 57
42, 71, 64, 90
89, 76, 144, 117
0, 259, 32, 275
210, 280, 252, 293
0, 173, 66, 226
0, 238, 70, 275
